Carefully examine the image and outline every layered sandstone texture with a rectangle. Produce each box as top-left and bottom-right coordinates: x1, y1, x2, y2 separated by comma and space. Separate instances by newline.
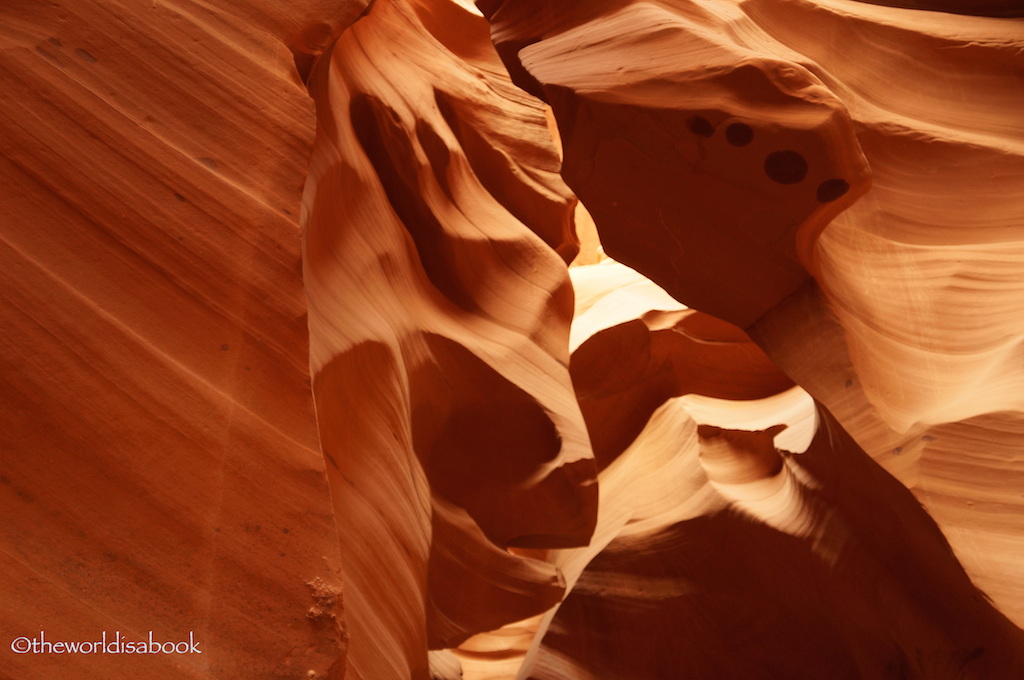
0, 1, 366, 678
302, 0, 598, 676
2, 0, 1024, 679
473, 0, 1024, 677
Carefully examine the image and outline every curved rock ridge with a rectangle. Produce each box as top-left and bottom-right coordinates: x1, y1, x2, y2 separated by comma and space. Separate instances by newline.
742, 0, 1024, 625
850, 0, 1024, 17
451, 263, 1021, 679
481, 0, 1024, 652
6, 0, 1024, 678
301, 0, 596, 676
480, 0, 873, 328
449, 263, 809, 677
742, 0, 1024, 432
0, 1, 366, 678
568, 262, 794, 469
524, 406, 1024, 680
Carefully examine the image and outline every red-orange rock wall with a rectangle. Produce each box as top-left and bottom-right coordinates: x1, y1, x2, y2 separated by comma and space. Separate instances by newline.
0, 1, 363, 677
4, 1, 1024, 679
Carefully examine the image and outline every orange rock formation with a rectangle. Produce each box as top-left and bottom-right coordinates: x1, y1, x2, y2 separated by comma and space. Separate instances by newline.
2, 0, 1023, 679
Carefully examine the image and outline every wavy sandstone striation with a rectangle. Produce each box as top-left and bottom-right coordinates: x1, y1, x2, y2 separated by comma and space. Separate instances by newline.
460, 265, 1024, 679
301, 0, 596, 676
477, 0, 1024, 677
4, 0, 1024, 679
0, 1, 367, 678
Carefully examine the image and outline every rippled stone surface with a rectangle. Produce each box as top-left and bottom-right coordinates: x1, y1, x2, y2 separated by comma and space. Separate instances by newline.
4, 1, 1023, 678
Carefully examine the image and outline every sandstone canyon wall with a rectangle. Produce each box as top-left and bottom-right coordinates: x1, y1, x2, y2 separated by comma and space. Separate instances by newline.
2, 0, 1023, 679
1, 1, 369, 677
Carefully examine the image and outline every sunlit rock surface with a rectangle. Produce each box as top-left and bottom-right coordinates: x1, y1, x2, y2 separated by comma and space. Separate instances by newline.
302, 0, 596, 676
478, 0, 1024, 675
3, 0, 1024, 679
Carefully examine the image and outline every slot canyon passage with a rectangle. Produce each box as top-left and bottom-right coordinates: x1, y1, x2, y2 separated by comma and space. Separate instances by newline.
2, 0, 1024, 678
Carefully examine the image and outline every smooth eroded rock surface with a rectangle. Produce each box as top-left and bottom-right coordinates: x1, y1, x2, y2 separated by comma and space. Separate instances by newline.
5, 1, 1024, 678
302, 0, 596, 676
0, 0, 365, 677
